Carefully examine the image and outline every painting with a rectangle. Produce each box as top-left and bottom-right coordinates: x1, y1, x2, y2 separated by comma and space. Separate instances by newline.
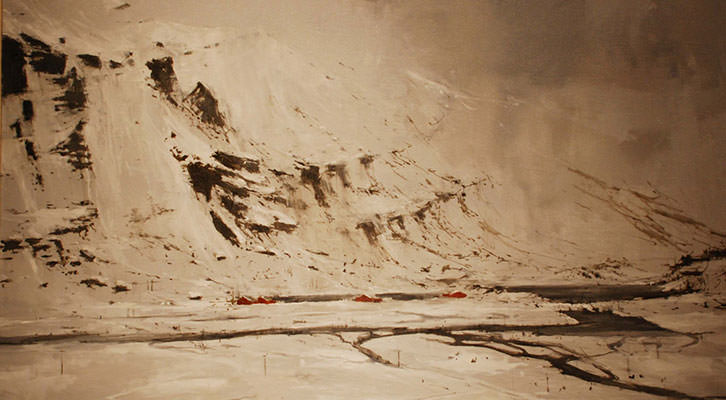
1, 1, 725, 398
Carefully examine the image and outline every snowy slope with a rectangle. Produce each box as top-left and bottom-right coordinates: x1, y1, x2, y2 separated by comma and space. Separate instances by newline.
2, 0, 725, 319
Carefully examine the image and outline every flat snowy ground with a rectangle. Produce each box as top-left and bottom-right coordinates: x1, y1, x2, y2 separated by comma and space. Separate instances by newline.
1, 292, 724, 399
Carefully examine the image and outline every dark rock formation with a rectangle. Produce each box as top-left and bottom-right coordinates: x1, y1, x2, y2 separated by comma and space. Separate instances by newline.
2, 36, 28, 96
183, 82, 226, 128
51, 120, 92, 171
77, 54, 101, 69
145, 57, 181, 105
53, 68, 86, 111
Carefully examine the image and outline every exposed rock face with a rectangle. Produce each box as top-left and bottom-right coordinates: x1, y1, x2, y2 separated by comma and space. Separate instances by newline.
145, 57, 182, 105
77, 54, 102, 69
53, 68, 86, 112
51, 120, 92, 171
184, 82, 226, 128
146, 57, 229, 140
2, 36, 28, 96
209, 210, 240, 247
213, 151, 259, 173
22, 100, 34, 121
22, 33, 67, 75
300, 165, 328, 207
186, 162, 247, 201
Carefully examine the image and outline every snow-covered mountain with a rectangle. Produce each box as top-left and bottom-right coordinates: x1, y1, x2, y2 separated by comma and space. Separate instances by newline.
2, 0, 724, 317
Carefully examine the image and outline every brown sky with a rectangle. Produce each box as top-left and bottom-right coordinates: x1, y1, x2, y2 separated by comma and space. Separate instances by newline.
377, 0, 726, 229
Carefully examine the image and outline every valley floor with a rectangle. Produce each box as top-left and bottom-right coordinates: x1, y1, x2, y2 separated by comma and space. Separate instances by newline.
1, 290, 724, 399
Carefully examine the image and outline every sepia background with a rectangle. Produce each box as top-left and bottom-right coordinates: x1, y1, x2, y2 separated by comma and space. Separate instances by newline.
1, 1, 725, 398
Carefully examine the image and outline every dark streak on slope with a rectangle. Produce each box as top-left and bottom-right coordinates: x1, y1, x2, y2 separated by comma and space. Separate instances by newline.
269, 168, 293, 177
210, 211, 239, 247
187, 162, 222, 201
25, 238, 50, 257
213, 151, 259, 172
246, 223, 271, 234
412, 193, 454, 222
50, 208, 97, 237
28, 52, 66, 74
20, 33, 50, 51
273, 221, 297, 233
412, 194, 453, 222
24, 140, 38, 161
569, 167, 725, 250
327, 163, 351, 188
10, 120, 22, 138
388, 215, 405, 231
374, 175, 511, 266
81, 279, 107, 288
52, 120, 92, 171
79, 249, 96, 262
300, 165, 329, 207
50, 223, 92, 236
3, 236, 99, 264
2, 36, 28, 96
77, 54, 101, 69
50, 239, 67, 266
113, 285, 129, 293
22, 100, 34, 121
186, 162, 248, 202
356, 221, 380, 245
145, 57, 180, 105
170, 147, 187, 161
658, 211, 726, 240
1, 239, 23, 252
26, 34, 67, 75
359, 154, 374, 168
184, 82, 226, 128
53, 68, 86, 111
3, 238, 49, 256
414, 202, 433, 221
220, 195, 247, 218
22, 238, 38, 248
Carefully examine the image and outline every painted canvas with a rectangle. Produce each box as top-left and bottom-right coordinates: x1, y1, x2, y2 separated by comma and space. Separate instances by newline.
1, 1, 725, 398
